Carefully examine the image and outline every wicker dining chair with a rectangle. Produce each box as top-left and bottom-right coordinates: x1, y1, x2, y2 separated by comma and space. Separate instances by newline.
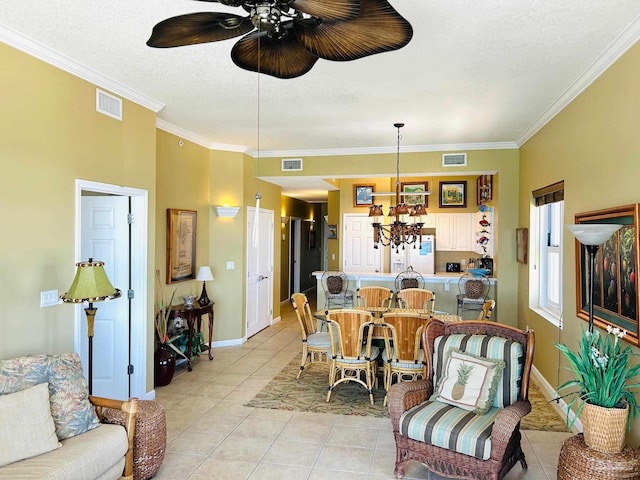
396, 288, 435, 312
379, 312, 428, 407
325, 309, 380, 405
290, 293, 334, 379
388, 320, 535, 480
356, 286, 393, 309
456, 273, 491, 318
477, 299, 497, 320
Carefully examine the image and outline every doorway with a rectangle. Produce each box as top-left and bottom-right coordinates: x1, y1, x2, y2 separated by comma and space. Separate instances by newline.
76, 180, 148, 400
289, 217, 301, 297
246, 206, 274, 337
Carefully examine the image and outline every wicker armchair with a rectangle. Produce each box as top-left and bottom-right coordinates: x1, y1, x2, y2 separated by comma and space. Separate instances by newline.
388, 320, 535, 480
357, 286, 393, 309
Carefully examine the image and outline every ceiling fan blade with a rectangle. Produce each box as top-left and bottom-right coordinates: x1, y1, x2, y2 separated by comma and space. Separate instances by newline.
147, 12, 253, 48
294, 0, 412, 61
231, 26, 319, 79
290, 0, 360, 21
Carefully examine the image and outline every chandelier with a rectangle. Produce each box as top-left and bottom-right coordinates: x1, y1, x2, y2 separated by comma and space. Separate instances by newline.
369, 123, 428, 252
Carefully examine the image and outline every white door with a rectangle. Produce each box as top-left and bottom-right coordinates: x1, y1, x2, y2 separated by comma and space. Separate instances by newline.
343, 214, 382, 273
246, 207, 274, 337
81, 195, 130, 399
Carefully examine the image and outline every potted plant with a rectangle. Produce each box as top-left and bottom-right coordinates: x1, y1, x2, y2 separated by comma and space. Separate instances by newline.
556, 325, 640, 453
154, 270, 177, 386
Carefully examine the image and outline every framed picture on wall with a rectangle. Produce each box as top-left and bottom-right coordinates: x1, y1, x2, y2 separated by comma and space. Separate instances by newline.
401, 181, 428, 207
439, 181, 467, 208
166, 208, 197, 283
354, 184, 374, 207
573, 204, 640, 345
308, 230, 316, 250
328, 224, 338, 239
516, 228, 528, 264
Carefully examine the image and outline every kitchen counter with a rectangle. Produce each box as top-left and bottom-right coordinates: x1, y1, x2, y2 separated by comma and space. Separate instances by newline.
313, 271, 497, 320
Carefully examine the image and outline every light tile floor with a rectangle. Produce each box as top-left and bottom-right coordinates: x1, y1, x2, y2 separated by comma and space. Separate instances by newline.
153, 299, 572, 480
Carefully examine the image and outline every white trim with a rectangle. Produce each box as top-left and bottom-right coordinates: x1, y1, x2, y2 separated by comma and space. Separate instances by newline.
156, 119, 250, 152
531, 364, 581, 433
212, 338, 245, 348
74, 179, 149, 400
0, 25, 164, 114
516, 12, 640, 146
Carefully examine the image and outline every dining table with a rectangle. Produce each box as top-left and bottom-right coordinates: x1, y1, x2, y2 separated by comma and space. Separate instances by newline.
313, 307, 462, 332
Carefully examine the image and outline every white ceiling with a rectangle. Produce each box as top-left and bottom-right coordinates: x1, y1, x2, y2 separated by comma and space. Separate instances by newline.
2, 1, 640, 201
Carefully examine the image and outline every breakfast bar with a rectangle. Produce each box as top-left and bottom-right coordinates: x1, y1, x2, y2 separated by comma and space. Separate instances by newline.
313, 271, 498, 319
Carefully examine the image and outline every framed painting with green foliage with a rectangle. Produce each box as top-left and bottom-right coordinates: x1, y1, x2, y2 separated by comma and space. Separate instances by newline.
401, 181, 428, 207
439, 181, 467, 208
573, 204, 640, 346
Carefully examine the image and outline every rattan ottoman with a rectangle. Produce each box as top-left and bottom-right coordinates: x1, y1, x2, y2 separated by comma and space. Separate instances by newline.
103, 399, 167, 480
557, 434, 640, 480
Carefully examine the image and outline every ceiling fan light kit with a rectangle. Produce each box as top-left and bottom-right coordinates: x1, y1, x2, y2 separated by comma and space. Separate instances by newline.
369, 123, 427, 252
147, 0, 413, 79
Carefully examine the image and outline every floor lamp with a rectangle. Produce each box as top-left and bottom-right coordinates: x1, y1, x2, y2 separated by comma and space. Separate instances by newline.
566, 224, 622, 333
61, 258, 121, 395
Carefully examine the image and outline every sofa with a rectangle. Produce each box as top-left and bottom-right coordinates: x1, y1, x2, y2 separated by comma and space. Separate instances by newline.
0, 352, 138, 480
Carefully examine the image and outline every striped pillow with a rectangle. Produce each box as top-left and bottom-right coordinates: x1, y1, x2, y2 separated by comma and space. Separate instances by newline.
432, 334, 524, 408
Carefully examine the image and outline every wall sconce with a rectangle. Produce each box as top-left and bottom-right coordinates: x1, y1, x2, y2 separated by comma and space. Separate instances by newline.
281, 216, 290, 225
214, 206, 240, 218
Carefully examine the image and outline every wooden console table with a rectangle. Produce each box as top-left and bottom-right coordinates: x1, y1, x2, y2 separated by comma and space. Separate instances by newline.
169, 302, 214, 371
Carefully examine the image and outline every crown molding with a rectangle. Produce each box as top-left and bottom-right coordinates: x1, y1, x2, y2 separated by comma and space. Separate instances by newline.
516, 13, 640, 147
0, 25, 165, 113
244, 141, 518, 159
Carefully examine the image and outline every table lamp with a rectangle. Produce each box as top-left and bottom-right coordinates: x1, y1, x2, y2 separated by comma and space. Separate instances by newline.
566, 224, 622, 333
60, 258, 121, 394
196, 266, 214, 306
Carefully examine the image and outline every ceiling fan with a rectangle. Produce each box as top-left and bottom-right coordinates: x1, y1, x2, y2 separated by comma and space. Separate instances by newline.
146, 0, 413, 79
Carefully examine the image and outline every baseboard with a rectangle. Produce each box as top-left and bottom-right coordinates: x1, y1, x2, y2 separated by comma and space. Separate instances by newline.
212, 337, 245, 348
531, 365, 581, 433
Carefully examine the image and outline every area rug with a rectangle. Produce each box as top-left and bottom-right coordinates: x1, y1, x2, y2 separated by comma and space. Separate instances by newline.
245, 356, 568, 432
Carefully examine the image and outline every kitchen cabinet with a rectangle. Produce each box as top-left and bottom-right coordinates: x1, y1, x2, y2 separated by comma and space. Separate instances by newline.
435, 213, 473, 251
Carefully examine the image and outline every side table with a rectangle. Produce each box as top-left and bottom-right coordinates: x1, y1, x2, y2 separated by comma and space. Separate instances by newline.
557, 433, 640, 480
169, 301, 214, 371
103, 400, 167, 480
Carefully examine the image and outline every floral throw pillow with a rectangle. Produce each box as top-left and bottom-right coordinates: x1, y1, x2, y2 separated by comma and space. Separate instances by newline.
0, 353, 99, 440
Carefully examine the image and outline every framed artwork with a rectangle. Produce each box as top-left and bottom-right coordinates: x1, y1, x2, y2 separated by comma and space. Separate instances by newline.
166, 208, 197, 284
354, 184, 374, 207
476, 175, 493, 206
439, 181, 467, 208
573, 204, 640, 345
327, 224, 338, 239
401, 181, 428, 207
516, 228, 528, 264
308, 230, 316, 250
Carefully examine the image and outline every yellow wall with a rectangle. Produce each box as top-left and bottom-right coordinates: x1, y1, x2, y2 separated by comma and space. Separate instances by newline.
520, 42, 640, 444
0, 44, 157, 385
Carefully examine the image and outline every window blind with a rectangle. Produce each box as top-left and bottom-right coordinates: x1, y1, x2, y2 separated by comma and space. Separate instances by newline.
532, 180, 564, 206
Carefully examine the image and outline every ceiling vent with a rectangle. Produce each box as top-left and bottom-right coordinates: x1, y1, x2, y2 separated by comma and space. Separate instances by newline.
442, 153, 467, 167
282, 158, 303, 171
96, 88, 122, 121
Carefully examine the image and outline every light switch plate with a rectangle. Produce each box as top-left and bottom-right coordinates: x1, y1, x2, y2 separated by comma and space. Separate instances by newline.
226, 261, 235, 270
41, 289, 59, 307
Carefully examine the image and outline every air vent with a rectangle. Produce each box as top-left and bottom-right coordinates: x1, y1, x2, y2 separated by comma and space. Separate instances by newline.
96, 89, 122, 121
282, 158, 303, 171
442, 153, 467, 167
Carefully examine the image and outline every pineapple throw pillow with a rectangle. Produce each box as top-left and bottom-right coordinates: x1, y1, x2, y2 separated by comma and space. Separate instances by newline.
433, 349, 505, 415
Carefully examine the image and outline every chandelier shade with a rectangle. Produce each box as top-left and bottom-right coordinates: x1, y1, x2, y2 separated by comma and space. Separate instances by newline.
369, 123, 427, 251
